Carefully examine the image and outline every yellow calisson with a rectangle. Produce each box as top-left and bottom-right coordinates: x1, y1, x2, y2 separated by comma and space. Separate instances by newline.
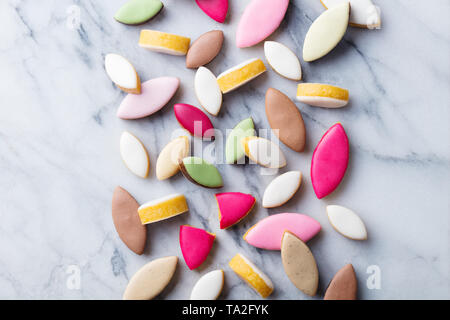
138, 194, 188, 224
139, 30, 191, 56
296, 83, 349, 108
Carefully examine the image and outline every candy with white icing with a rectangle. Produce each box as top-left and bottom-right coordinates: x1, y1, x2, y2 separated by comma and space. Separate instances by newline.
217, 58, 266, 94
229, 253, 274, 298
243, 213, 321, 250
179, 157, 223, 188
123, 256, 178, 300
321, 0, 381, 29
303, 2, 350, 62
139, 30, 191, 56
105, 54, 141, 94
195, 0, 228, 23
112, 186, 146, 255
180, 225, 215, 270
186, 30, 224, 68
264, 41, 302, 80
174, 103, 215, 139
156, 136, 190, 180
114, 0, 163, 25
326, 205, 367, 240
241, 136, 286, 169
216, 192, 255, 229
296, 83, 349, 108
262, 171, 302, 208
190, 270, 224, 300
266, 88, 306, 152
236, 0, 289, 48
138, 194, 188, 224
281, 231, 319, 296
194, 67, 222, 116
225, 118, 255, 164
311, 123, 349, 199
117, 77, 179, 119
120, 131, 150, 178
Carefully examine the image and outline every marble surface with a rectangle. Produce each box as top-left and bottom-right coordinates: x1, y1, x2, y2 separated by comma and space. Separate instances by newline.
0, 0, 448, 300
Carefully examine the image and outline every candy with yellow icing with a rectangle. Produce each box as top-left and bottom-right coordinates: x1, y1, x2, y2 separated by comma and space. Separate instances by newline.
138, 194, 188, 224
139, 30, 191, 56
228, 253, 273, 298
296, 83, 349, 108
217, 58, 266, 94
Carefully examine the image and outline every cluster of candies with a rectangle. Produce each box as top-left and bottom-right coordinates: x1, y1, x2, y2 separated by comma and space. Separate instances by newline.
107, 0, 381, 300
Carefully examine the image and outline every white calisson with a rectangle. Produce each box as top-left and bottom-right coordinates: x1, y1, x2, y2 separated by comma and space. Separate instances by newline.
190, 269, 225, 300
263, 171, 302, 208
104, 53, 141, 94
264, 41, 302, 80
194, 67, 223, 116
326, 205, 368, 240
120, 131, 150, 178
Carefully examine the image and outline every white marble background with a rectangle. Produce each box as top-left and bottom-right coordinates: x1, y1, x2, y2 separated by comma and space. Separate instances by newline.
0, 0, 448, 300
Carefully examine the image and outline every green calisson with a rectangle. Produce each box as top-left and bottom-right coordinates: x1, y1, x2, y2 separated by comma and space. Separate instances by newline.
225, 118, 255, 164
179, 157, 223, 188
114, 0, 164, 25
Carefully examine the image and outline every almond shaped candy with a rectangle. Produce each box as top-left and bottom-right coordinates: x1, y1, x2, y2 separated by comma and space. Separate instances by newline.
105, 54, 141, 94
138, 194, 188, 224
174, 103, 215, 139
139, 30, 191, 56
217, 58, 266, 94
324, 264, 358, 300
180, 225, 216, 270
264, 41, 302, 80
186, 30, 224, 69
190, 270, 225, 300
236, 0, 289, 48
281, 231, 319, 296
179, 156, 223, 188
266, 88, 306, 152
216, 192, 255, 229
225, 118, 255, 164
195, 0, 228, 23
296, 83, 349, 108
117, 77, 179, 119
112, 186, 147, 255
326, 205, 367, 240
303, 2, 350, 62
156, 136, 190, 180
262, 171, 302, 208
311, 123, 349, 199
123, 256, 178, 300
114, 0, 163, 25
120, 131, 150, 178
321, 0, 381, 29
194, 67, 222, 116
229, 253, 274, 298
244, 213, 321, 250
241, 136, 287, 169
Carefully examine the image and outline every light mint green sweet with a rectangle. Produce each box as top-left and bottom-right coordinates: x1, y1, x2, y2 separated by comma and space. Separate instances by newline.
225, 118, 255, 164
182, 157, 223, 188
114, 0, 164, 25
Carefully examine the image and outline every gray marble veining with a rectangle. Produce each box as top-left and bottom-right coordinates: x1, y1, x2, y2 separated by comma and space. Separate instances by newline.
0, 0, 448, 299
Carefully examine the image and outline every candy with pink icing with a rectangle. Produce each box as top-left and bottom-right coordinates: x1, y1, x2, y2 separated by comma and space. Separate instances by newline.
117, 77, 179, 119
215, 192, 255, 229
311, 123, 349, 199
243, 213, 321, 250
236, 0, 289, 48
195, 0, 228, 23
174, 103, 215, 139
179, 225, 215, 270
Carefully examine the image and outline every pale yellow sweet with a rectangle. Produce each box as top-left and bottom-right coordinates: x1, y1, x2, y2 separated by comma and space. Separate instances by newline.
228, 253, 273, 298
139, 30, 191, 56
138, 194, 188, 224
217, 58, 266, 94
156, 136, 190, 180
296, 83, 349, 108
